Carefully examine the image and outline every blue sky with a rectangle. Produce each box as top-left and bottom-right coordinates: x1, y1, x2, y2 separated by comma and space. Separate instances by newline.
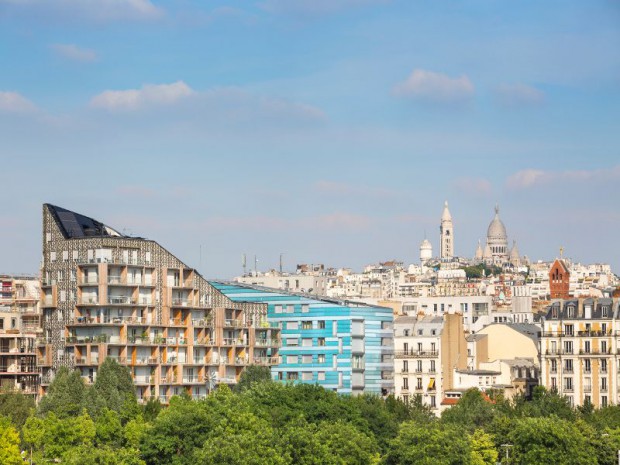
1, 0, 619, 278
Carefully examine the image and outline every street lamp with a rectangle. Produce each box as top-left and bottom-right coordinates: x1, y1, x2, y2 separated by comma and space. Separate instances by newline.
500, 443, 513, 464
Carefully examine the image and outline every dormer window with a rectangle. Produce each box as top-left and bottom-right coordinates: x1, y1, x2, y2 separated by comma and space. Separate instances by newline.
552, 308, 558, 319
602, 306, 609, 318
567, 306, 575, 318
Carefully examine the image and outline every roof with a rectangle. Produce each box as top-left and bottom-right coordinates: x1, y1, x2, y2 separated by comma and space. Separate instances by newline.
479, 322, 540, 344
456, 369, 501, 375
46, 204, 125, 239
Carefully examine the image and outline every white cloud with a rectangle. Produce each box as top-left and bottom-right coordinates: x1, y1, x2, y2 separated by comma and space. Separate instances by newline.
393, 69, 475, 103
0, 0, 163, 21
90, 81, 194, 111
506, 166, 620, 189
89, 82, 326, 124
0, 91, 38, 114
50, 43, 97, 63
496, 83, 545, 107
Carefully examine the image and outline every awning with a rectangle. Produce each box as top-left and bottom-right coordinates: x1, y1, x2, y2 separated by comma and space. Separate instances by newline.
428, 378, 435, 390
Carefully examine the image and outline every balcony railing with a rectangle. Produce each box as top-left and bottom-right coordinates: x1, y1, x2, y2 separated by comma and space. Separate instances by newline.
394, 350, 439, 358
224, 319, 244, 328
253, 356, 280, 366
108, 296, 136, 305
171, 299, 190, 307
222, 338, 246, 346
255, 339, 279, 347
191, 318, 213, 328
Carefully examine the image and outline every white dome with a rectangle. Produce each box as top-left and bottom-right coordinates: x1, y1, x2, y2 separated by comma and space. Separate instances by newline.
420, 239, 433, 262
487, 205, 507, 240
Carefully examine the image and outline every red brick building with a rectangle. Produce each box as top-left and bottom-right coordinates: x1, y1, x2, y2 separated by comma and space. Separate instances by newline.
549, 259, 570, 299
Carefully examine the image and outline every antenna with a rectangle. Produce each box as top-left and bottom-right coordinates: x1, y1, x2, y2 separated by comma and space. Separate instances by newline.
279, 253, 284, 274
242, 254, 247, 276
254, 255, 258, 274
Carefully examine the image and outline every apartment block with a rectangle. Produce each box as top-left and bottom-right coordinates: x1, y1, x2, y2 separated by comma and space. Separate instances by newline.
540, 298, 618, 408
393, 313, 467, 414
0, 276, 40, 396
38, 204, 280, 402
210, 282, 394, 395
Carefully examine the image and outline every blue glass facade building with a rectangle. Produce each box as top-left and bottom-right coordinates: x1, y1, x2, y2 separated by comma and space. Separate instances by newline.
211, 282, 394, 395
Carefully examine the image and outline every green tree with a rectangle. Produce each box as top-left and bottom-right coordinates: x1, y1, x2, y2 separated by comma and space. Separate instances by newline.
194, 411, 286, 465
92, 357, 139, 422
315, 421, 381, 465
278, 420, 336, 465
384, 422, 471, 465
37, 366, 88, 417
235, 364, 273, 392
95, 408, 123, 447
62, 445, 145, 465
509, 416, 596, 464
23, 410, 96, 462
441, 389, 495, 432
512, 386, 575, 420
0, 389, 35, 428
469, 429, 498, 465
142, 397, 162, 422
124, 415, 151, 449
0, 416, 23, 465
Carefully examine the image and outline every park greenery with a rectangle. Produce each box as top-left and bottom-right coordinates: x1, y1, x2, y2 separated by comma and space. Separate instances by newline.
2, 361, 620, 463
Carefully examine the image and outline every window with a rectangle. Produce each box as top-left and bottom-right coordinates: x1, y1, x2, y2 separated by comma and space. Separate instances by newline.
318, 372, 325, 381
602, 306, 609, 318
302, 338, 312, 347
50, 251, 56, 262
430, 360, 436, 373
62, 250, 68, 261
318, 354, 325, 363
601, 377, 608, 391
584, 359, 591, 373
403, 378, 409, 390
564, 341, 573, 354
318, 320, 326, 329
11, 318, 17, 329
417, 378, 422, 389
565, 359, 573, 372
430, 395, 436, 408
286, 338, 298, 346
70, 270, 76, 282
584, 341, 591, 353
416, 360, 422, 372
601, 341, 608, 353
318, 338, 326, 346
287, 372, 298, 380
417, 329, 423, 335
402, 361, 408, 373
602, 359, 608, 373
404, 329, 410, 337
286, 305, 295, 314
302, 355, 313, 364
564, 324, 574, 336
0, 319, 3, 330
287, 322, 299, 330
302, 372, 313, 381
567, 306, 575, 318
302, 321, 312, 329
602, 396, 608, 407
564, 377, 573, 391
301, 304, 309, 313
275, 305, 282, 314
551, 359, 557, 373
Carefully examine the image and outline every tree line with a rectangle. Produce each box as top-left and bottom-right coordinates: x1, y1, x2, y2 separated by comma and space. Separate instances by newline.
2, 361, 620, 464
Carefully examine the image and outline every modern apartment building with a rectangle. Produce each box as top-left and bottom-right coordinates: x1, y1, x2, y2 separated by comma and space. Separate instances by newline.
393, 313, 467, 414
539, 298, 618, 408
210, 282, 394, 395
0, 275, 40, 396
37, 204, 280, 402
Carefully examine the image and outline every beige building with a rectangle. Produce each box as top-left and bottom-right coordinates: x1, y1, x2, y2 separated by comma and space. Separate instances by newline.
38, 204, 280, 403
394, 313, 467, 414
0, 276, 40, 396
540, 298, 618, 408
